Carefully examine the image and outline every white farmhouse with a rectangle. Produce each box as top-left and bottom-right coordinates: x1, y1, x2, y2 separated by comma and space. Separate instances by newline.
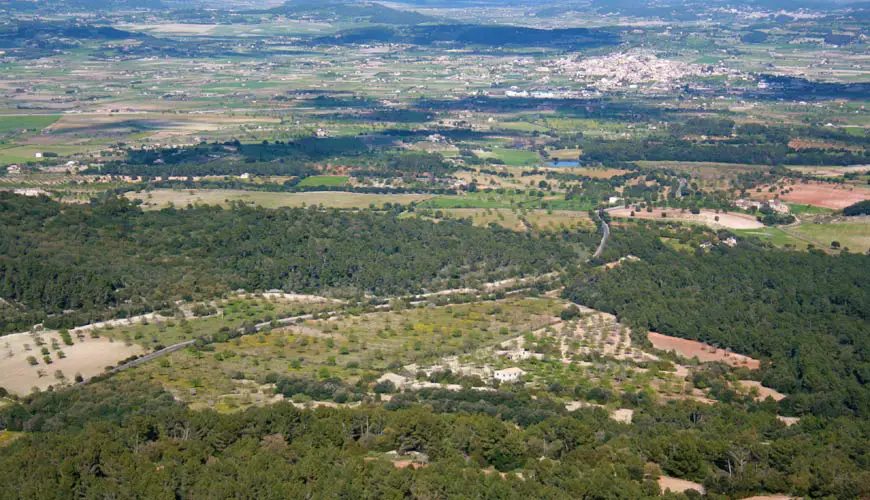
494, 367, 525, 383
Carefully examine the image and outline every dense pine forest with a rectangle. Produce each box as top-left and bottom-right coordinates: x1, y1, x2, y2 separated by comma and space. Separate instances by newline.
0, 193, 581, 333
0, 378, 868, 498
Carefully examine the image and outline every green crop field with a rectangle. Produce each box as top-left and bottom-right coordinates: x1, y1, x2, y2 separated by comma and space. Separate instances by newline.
734, 226, 812, 250
0, 115, 60, 134
297, 175, 349, 187
791, 221, 870, 253
479, 148, 540, 166
787, 203, 834, 216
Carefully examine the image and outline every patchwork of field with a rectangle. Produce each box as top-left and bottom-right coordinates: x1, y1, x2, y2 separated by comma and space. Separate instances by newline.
608, 206, 763, 229
634, 161, 766, 189
127, 189, 431, 209
118, 296, 564, 410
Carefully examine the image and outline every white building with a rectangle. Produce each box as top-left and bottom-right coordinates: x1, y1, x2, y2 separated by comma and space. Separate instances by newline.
377, 373, 409, 388
494, 367, 525, 383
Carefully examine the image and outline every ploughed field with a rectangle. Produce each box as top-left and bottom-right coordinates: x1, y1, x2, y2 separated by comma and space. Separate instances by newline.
647, 331, 761, 369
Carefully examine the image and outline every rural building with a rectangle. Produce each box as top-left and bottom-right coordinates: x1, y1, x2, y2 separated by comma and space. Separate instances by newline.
494, 367, 525, 382
495, 349, 542, 362
377, 372, 409, 388
13, 188, 47, 197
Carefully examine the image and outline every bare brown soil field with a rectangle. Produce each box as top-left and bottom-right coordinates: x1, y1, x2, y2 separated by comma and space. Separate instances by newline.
0, 331, 144, 395
658, 477, 705, 495
776, 416, 800, 427
739, 380, 786, 401
647, 332, 761, 369
608, 207, 763, 230
757, 182, 870, 209
392, 461, 427, 470
566, 167, 629, 179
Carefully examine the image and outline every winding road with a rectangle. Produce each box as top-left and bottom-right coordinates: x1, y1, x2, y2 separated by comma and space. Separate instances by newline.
592, 214, 610, 260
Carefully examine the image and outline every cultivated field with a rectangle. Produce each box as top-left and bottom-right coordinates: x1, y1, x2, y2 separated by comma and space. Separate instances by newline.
739, 380, 786, 402
758, 182, 870, 209
790, 219, 870, 253
437, 208, 592, 232
658, 477, 705, 495
0, 331, 143, 395
787, 165, 870, 178
441, 208, 526, 231
524, 210, 593, 230
647, 332, 761, 369
608, 207, 763, 229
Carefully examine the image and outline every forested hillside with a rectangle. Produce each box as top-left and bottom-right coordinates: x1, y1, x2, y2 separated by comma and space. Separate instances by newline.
565, 230, 870, 418
0, 193, 579, 334
1, 378, 868, 498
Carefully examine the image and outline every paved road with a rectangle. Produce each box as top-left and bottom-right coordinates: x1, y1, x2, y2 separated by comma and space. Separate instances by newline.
592, 215, 610, 260
108, 340, 196, 374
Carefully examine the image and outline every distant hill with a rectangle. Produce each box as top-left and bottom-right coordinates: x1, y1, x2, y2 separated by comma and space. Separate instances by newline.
589, 0, 853, 14
0, 20, 197, 59
262, 0, 440, 25
3, 0, 165, 11
0, 21, 149, 48
313, 24, 620, 48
